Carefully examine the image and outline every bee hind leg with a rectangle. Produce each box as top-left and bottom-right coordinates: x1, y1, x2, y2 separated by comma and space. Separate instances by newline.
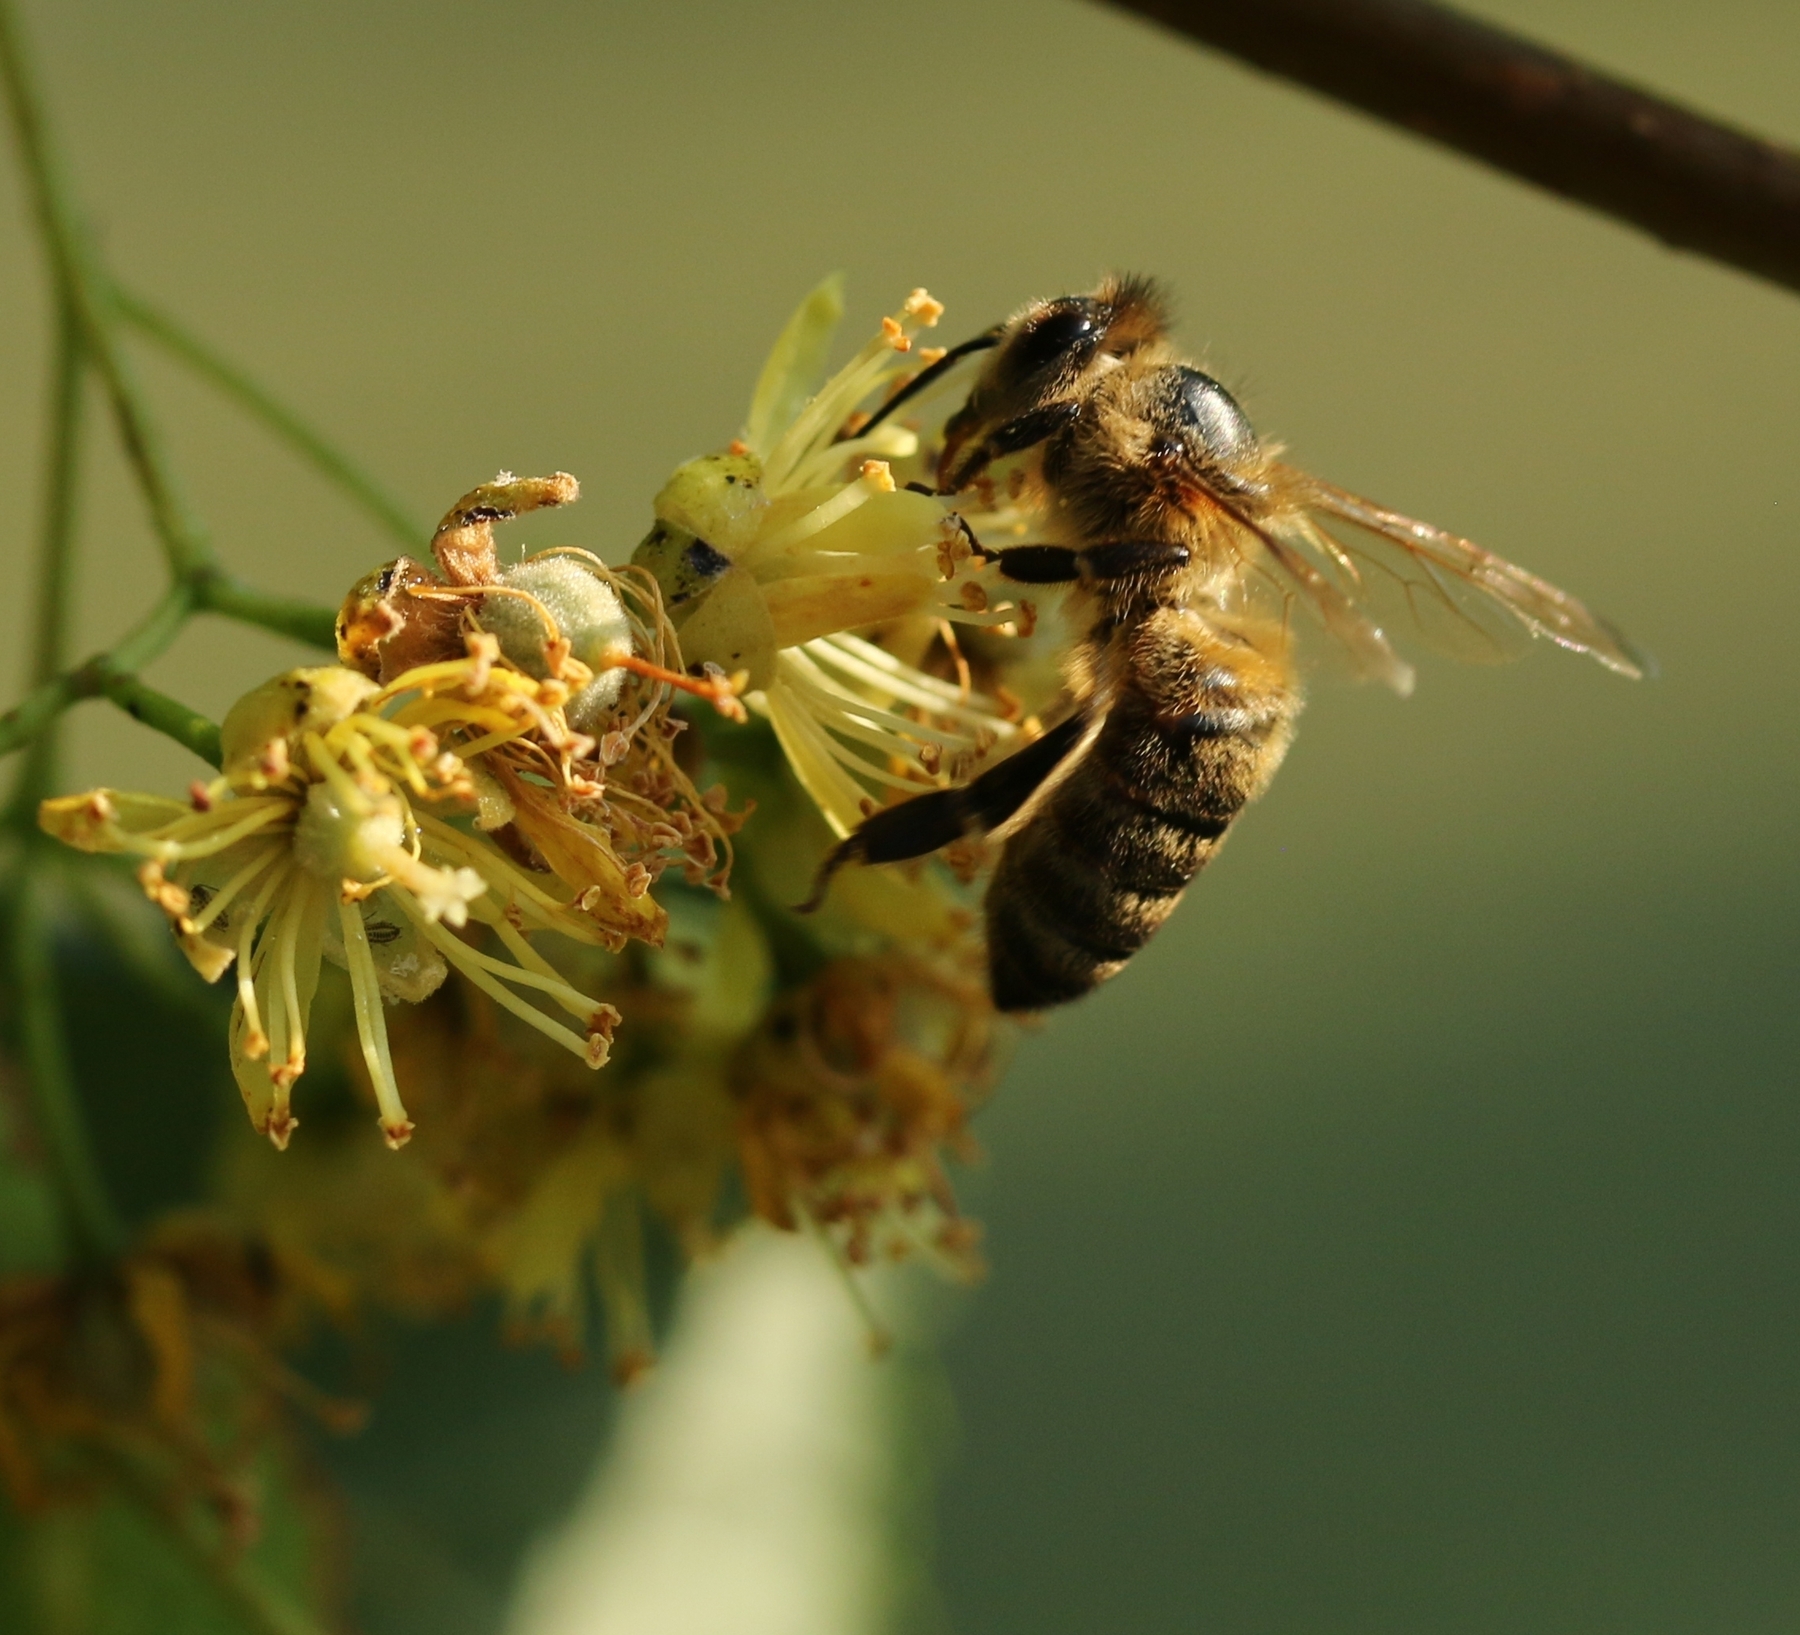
794, 710, 1091, 913
794, 789, 972, 913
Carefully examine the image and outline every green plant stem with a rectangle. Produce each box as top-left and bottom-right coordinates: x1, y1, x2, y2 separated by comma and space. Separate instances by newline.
0, 583, 192, 763
97, 674, 222, 768
192, 569, 339, 650
13, 297, 87, 814
0, 567, 338, 770
8, 859, 127, 1261
29, 302, 84, 690
0, 0, 212, 578
116, 289, 428, 550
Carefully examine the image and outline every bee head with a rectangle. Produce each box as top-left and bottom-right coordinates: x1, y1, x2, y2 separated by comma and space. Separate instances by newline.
938, 275, 1169, 492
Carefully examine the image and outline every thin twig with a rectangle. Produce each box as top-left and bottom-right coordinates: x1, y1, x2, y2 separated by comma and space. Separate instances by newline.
98, 673, 223, 768
28, 302, 84, 690
1102, 0, 1800, 295
13, 298, 86, 812
0, 0, 214, 575
117, 289, 428, 550
193, 569, 339, 652
0, 582, 194, 764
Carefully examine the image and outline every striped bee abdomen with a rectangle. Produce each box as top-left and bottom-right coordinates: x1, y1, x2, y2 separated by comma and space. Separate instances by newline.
985, 612, 1297, 1012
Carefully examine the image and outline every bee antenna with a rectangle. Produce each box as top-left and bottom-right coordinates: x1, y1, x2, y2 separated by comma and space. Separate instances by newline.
851, 328, 1002, 441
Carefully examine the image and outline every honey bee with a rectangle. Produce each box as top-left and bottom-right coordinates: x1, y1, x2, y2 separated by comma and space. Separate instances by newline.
807, 276, 1646, 1013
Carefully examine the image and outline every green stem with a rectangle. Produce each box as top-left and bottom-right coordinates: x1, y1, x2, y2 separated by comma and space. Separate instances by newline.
29, 302, 84, 687
0, 581, 194, 767
9, 858, 127, 1261
0, 564, 336, 770
13, 297, 87, 812
192, 569, 339, 651
0, 0, 212, 578
116, 289, 428, 550
96, 674, 222, 768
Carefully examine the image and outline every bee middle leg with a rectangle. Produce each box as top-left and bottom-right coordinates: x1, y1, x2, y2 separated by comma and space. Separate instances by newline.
993, 539, 1191, 584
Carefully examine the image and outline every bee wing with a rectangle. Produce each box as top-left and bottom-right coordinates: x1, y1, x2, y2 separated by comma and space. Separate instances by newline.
1219, 500, 1418, 695
1268, 466, 1649, 684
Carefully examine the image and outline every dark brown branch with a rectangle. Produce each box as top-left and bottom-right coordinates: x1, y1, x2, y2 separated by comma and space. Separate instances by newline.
1102, 0, 1800, 295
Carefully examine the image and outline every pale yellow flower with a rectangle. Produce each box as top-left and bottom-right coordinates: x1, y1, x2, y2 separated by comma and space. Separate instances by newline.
42, 659, 631, 1150
636, 280, 1027, 836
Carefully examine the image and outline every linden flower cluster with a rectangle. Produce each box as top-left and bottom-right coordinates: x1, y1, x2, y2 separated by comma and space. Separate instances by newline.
29, 281, 1040, 1396
636, 279, 1032, 837
42, 659, 628, 1150
42, 477, 740, 1153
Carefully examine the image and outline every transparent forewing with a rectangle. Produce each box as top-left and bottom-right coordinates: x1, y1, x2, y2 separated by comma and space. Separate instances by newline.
1273, 467, 1648, 680
1218, 505, 1416, 695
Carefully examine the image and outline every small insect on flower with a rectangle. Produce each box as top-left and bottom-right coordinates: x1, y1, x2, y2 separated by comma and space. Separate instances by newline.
808, 274, 1648, 1012
633, 280, 1030, 837
40, 658, 641, 1151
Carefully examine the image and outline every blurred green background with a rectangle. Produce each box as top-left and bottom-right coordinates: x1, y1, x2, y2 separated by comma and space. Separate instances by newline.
2, 1, 1797, 1630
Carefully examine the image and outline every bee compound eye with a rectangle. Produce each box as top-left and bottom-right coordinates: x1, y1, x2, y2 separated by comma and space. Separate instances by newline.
1172, 367, 1258, 465
1008, 302, 1099, 379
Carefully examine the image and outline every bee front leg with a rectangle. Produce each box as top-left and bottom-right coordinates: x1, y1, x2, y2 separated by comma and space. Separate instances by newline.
993, 540, 1192, 584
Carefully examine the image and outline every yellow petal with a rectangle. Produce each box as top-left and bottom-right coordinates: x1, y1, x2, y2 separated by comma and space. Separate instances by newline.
762, 569, 940, 650
38, 789, 188, 851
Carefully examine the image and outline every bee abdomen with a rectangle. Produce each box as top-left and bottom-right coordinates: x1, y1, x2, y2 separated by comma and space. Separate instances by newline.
984, 693, 1289, 1013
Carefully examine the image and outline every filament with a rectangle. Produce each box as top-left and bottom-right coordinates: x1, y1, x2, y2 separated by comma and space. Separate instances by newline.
181, 843, 282, 935
337, 895, 412, 1145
